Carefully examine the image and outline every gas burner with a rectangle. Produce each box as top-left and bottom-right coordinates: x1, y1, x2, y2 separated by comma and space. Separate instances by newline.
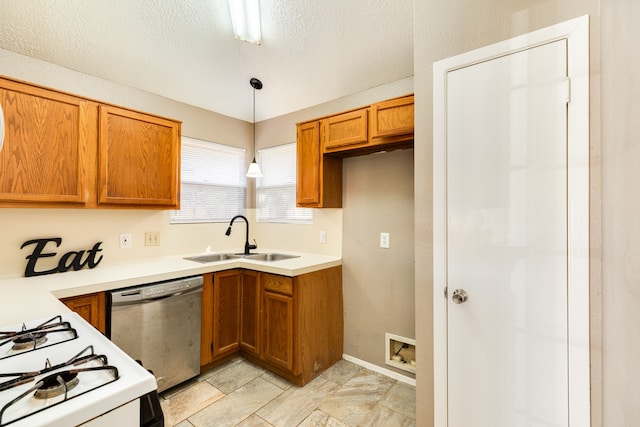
11, 333, 47, 351
0, 345, 120, 426
0, 316, 77, 360
33, 372, 79, 399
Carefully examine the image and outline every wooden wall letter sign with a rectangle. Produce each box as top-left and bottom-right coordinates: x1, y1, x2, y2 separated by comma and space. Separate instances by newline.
21, 237, 104, 277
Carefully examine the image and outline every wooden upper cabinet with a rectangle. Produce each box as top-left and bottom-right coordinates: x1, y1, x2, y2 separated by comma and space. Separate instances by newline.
296, 94, 412, 208
0, 75, 181, 209
370, 95, 414, 140
0, 78, 96, 205
323, 108, 368, 152
98, 105, 180, 208
296, 121, 321, 206
296, 120, 342, 208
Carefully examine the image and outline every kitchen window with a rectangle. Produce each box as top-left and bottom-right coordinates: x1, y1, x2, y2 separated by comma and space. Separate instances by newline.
256, 143, 312, 224
170, 137, 246, 223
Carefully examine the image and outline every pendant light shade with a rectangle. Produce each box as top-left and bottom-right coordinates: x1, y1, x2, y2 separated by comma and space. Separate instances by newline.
246, 161, 262, 178
246, 77, 263, 178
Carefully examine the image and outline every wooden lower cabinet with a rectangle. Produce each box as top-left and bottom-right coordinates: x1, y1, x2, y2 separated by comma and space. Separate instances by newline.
60, 292, 106, 334
262, 290, 294, 372
250, 266, 343, 386
200, 266, 344, 386
240, 270, 260, 356
200, 270, 241, 367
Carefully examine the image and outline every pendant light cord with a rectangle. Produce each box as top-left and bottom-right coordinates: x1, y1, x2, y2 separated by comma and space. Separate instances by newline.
253, 85, 256, 161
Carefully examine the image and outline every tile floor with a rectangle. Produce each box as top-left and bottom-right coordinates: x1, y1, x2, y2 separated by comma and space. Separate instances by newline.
159, 357, 416, 427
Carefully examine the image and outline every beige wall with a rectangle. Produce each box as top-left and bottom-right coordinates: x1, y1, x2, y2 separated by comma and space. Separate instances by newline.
342, 149, 415, 378
257, 78, 416, 378
0, 49, 342, 278
600, 0, 640, 425
414, 1, 609, 426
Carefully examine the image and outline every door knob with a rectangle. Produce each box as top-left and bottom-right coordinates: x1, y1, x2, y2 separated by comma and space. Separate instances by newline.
452, 289, 468, 304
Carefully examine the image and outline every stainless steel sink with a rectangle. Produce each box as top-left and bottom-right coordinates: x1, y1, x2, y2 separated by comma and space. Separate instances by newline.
184, 252, 300, 263
244, 253, 300, 262
183, 253, 242, 263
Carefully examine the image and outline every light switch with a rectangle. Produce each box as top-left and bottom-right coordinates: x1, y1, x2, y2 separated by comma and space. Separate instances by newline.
145, 232, 160, 246
319, 230, 327, 244
380, 232, 390, 249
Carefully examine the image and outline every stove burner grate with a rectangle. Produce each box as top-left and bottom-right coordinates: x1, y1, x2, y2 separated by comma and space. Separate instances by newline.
33, 371, 79, 400
0, 316, 77, 359
10, 332, 47, 351
0, 346, 120, 427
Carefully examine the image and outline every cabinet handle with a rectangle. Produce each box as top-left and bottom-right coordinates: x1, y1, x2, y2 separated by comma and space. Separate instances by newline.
0, 101, 4, 152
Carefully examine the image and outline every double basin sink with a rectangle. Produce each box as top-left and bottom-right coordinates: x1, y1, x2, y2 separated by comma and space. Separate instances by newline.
184, 252, 300, 264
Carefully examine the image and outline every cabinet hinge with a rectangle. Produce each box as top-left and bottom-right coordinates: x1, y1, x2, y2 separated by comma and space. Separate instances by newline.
444, 286, 448, 299
210, 343, 214, 352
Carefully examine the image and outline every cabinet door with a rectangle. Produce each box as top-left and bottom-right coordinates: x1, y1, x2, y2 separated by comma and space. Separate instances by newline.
296, 121, 321, 206
240, 270, 260, 356
323, 109, 368, 152
213, 270, 241, 357
98, 105, 180, 208
369, 95, 414, 139
0, 78, 95, 205
263, 291, 294, 372
61, 293, 106, 334
296, 121, 342, 208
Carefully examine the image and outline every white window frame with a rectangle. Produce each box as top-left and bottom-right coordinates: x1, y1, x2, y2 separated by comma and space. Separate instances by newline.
170, 136, 246, 224
256, 143, 312, 224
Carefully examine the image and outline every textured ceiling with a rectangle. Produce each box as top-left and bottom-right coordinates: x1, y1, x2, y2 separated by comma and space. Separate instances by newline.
0, 0, 414, 122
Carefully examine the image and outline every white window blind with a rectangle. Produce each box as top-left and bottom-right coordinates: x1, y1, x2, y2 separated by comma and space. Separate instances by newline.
256, 143, 312, 224
170, 137, 246, 223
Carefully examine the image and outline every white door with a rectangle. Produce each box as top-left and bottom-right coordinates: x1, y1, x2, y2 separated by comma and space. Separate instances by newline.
433, 17, 590, 427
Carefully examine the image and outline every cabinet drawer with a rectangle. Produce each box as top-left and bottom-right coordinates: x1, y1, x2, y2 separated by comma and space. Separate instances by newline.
262, 274, 293, 296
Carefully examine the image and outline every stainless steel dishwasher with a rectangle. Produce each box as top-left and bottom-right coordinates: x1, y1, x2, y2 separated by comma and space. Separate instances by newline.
108, 275, 203, 393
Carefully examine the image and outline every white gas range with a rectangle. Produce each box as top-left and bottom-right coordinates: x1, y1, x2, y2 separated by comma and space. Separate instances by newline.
0, 312, 160, 427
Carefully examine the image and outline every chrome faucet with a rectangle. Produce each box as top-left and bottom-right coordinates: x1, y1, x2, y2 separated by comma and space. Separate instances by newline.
225, 215, 257, 255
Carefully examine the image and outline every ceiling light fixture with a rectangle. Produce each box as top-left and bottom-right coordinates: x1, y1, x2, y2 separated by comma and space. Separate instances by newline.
229, 0, 262, 45
246, 77, 263, 178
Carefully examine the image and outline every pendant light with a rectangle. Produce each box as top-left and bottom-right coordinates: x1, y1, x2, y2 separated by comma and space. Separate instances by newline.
246, 77, 263, 178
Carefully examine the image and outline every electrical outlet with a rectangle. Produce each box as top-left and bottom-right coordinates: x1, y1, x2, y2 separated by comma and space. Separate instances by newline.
319, 230, 327, 244
380, 232, 390, 249
145, 232, 160, 246
119, 233, 132, 249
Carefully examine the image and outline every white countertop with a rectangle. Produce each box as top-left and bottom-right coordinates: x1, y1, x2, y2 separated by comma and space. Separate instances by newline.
0, 249, 342, 325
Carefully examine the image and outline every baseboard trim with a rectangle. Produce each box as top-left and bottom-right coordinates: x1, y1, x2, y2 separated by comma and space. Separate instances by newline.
342, 354, 416, 386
